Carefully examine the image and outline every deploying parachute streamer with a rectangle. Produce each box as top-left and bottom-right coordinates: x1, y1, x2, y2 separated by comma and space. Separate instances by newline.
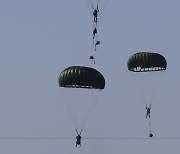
127, 52, 167, 137
87, 0, 109, 63
59, 66, 105, 135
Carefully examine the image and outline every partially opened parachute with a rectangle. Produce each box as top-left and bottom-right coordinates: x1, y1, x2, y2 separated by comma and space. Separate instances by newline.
59, 66, 105, 133
127, 52, 167, 106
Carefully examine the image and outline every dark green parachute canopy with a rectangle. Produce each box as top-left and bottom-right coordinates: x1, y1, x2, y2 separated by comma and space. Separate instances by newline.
127, 52, 167, 72
59, 66, 105, 89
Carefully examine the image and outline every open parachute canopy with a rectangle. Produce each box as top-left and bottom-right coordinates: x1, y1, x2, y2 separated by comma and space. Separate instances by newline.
59, 66, 105, 133
59, 66, 105, 89
127, 52, 167, 72
127, 52, 167, 136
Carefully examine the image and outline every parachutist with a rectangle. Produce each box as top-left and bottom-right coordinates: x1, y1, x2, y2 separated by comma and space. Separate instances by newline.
76, 134, 82, 147
146, 104, 151, 118
149, 133, 153, 138
95, 40, 100, 51
93, 5, 99, 23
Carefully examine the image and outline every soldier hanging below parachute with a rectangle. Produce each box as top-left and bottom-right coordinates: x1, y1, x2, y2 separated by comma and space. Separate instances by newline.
127, 52, 167, 138
92, 4, 99, 24
59, 66, 105, 146
76, 129, 82, 147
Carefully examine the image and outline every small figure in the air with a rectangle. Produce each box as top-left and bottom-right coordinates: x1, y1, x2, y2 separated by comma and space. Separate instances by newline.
76, 134, 82, 147
149, 133, 153, 138
146, 104, 151, 118
95, 40, 100, 51
90, 55, 95, 64
93, 5, 99, 23
93, 27, 98, 44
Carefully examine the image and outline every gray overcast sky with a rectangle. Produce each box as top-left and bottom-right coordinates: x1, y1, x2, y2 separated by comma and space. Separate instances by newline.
0, 0, 180, 153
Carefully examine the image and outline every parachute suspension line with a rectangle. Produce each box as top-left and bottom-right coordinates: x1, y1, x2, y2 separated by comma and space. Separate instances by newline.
80, 89, 102, 132
133, 71, 165, 107
76, 129, 78, 135
80, 129, 82, 135
88, 0, 94, 10
88, 0, 100, 9
62, 88, 78, 132
148, 119, 152, 133
98, 0, 109, 19
62, 88, 102, 134
76, 129, 83, 135
148, 71, 165, 106
148, 118, 153, 137
133, 74, 147, 106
